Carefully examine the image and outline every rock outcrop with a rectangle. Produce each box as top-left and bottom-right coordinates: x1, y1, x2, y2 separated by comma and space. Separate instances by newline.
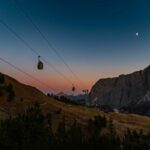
90, 66, 150, 110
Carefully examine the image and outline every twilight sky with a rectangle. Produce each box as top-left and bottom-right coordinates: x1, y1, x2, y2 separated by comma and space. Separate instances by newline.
0, 0, 150, 94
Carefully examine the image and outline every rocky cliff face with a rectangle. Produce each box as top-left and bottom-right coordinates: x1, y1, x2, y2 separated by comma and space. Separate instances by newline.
90, 66, 150, 109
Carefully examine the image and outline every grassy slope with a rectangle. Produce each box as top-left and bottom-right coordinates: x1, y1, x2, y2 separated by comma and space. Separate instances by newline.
0, 73, 150, 136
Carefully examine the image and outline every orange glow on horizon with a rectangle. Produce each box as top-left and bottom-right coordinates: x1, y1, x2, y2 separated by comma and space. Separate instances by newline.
1, 64, 145, 95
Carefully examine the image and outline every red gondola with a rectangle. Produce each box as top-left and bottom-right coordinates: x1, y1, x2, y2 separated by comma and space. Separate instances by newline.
72, 84, 75, 92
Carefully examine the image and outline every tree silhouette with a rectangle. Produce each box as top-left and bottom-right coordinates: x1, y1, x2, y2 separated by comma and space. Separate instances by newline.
6, 83, 15, 102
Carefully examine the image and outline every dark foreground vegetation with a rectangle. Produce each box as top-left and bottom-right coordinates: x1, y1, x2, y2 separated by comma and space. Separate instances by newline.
0, 103, 149, 150
0, 73, 15, 101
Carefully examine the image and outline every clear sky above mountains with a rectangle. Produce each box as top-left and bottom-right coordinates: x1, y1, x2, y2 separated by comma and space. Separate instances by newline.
0, 0, 150, 93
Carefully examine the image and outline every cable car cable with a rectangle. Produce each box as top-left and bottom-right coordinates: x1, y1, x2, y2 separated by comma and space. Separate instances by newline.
0, 19, 72, 84
13, 0, 84, 85
0, 57, 55, 92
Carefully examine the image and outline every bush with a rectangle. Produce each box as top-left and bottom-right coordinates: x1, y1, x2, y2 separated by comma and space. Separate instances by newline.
56, 108, 62, 114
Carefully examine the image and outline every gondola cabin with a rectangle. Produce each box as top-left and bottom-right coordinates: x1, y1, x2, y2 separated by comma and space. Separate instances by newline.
72, 84, 75, 92
37, 56, 44, 70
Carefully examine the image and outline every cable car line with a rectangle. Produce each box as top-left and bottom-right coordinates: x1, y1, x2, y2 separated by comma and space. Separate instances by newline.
13, 0, 84, 85
0, 19, 73, 84
0, 57, 55, 92
0, 20, 39, 56
41, 58, 72, 83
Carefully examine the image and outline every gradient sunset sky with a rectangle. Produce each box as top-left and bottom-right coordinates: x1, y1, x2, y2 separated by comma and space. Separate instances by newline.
0, 0, 150, 94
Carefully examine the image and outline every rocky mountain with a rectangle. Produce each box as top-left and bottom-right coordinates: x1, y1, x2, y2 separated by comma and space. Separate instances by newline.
90, 66, 150, 115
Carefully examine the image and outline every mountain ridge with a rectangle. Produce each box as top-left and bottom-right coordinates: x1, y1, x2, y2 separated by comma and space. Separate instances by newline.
0, 72, 150, 135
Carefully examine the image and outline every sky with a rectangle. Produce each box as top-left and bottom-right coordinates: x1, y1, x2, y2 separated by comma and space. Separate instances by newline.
0, 0, 150, 94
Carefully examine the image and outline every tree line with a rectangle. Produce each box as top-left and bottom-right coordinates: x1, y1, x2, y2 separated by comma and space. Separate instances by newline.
0, 103, 149, 150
